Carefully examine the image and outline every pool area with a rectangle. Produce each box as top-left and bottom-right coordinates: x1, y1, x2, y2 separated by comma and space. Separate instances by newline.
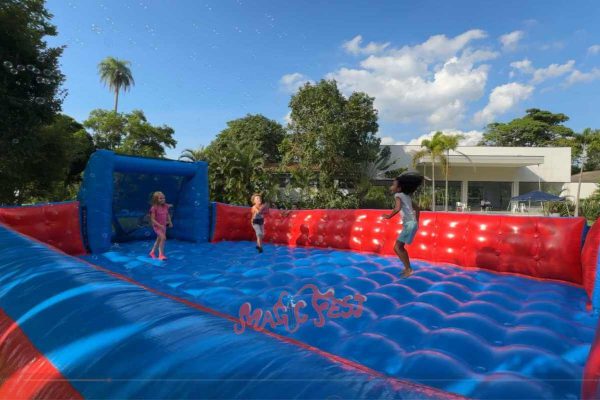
82, 240, 597, 399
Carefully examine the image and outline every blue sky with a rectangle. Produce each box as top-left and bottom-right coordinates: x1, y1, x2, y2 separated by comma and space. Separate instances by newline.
46, 0, 600, 158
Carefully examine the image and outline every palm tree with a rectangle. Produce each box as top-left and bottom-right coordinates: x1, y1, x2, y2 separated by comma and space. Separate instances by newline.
179, 147, 207, 162
98, 57, 135, 112
412, 132, 447, 211
572, 128, 599, 217
439, 134, 476, 211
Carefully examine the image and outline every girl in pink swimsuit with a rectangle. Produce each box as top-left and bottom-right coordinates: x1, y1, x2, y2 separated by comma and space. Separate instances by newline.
149, 191, 173, 261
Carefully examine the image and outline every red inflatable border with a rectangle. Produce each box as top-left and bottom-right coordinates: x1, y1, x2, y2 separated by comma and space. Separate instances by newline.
582, 219, 600, 305
212, 203, 586, 284
0, 308, 82, 399
0, 202, 86, 256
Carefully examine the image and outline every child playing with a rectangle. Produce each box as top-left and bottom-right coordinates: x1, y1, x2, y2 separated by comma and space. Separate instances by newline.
251, 193, 269, 253
382, 172, 423, 278
149, 191, 173, 261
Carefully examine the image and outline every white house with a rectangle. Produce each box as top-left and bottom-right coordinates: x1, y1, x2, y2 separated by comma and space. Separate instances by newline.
382, 145, 589, 211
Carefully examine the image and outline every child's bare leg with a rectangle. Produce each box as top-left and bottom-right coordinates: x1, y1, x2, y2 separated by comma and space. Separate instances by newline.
394, 241, 413, 277
150, 237, 159, 257
158, 235, 167, 258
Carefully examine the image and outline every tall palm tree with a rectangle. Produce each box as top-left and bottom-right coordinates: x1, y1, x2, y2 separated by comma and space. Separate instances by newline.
439, 134, 476, 211
412, 132, 447, 211
179, 147, 207, 162
98, 57, 135, 112
573, 128, 600, 217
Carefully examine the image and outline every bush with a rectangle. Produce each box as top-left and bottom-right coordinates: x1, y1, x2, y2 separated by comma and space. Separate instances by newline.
360, 186, 390, 209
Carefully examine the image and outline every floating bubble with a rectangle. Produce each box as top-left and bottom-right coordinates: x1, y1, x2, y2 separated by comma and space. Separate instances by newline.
15, 81, 21, 86
37, 55, 44, 62
32, 68, 41, 74
12, 138, 19, 144
34, 97, 45, 104
26, 64, 34, 71
43, 69, 52, 76
3, 61, 13, 69
36, 76, 44, 83
102, 233, 108, 238
10, 68, 18, 75
17, 65, 25, 71
90, 173, 96, 178
194, 201, 200, 206
91, 24, 102, 34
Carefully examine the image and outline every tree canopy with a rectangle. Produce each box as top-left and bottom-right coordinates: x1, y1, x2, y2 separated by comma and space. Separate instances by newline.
282, 80, 380, 189
479, 108, 575, 147
83, 109, 176, 158
0, 0, 67, 204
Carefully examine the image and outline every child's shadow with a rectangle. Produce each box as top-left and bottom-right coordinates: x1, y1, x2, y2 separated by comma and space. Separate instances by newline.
295, 224, 310, 247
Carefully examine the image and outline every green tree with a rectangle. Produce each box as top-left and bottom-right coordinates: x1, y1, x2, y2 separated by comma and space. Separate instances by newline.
283, 80, 380, 190
479, 108, 575, 147
120, 110, 176, 157
206, 140, 273, 205
16, 114, 94, 203
83, 109, 176, 158
179, 147, 207, 162
439, 134, 474, 211
0, 0, 66, 204
570, 128, 600, 217
214, 114, 285, 163
98, 57, 134, 112
412, 132, 447, 211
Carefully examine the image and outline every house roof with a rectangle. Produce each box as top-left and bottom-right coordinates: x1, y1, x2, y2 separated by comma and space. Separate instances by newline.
571, 170, 600, 183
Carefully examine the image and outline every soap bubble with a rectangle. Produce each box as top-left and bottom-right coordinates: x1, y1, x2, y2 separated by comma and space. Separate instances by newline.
3, 61, 13, 69
9, 68, 18, 75
34, 97, 46, 104
17, 65, 25, 71
32, 68, 40, 74
36, 76, 44, 83
43, 69, 52, 76
37, 55, 44, 62
12, 138, 19, 144
26, 64, 34, 71
15, 81, 21, 86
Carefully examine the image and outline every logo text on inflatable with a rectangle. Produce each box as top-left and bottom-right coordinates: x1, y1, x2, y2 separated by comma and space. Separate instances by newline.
234, 284, 367, 334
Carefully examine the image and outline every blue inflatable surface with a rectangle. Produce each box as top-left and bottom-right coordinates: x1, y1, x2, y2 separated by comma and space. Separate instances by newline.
81, 239, 599, 399
0, 224, 456, 400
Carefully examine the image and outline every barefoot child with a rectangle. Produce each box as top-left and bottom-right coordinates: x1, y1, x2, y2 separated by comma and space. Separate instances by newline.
149, 191, 173, 261
251, 194, 269, 253
382, 172, 423, 278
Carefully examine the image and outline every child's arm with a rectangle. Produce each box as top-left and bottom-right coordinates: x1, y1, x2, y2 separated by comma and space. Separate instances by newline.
412, 200, 420, 222
167, 210, 173, 228
382, 196, 401, 219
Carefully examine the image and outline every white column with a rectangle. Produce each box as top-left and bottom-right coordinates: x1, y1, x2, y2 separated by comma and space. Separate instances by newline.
462, 180, 469, 204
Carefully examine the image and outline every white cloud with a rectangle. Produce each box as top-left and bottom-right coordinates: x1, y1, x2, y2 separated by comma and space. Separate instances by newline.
509, 59, 575, 84
510, 59, 534, 74
565, 68, 600, 85
499, 30, 524, 51
588, 45, 600, 55
328, 30, 495, 128
343, 35, 390, 55
380, 130, 483, 146
283, 111, 292, 125
473, 82, 534, 125
531, 60, 575, 84
279, 73, 312, 93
